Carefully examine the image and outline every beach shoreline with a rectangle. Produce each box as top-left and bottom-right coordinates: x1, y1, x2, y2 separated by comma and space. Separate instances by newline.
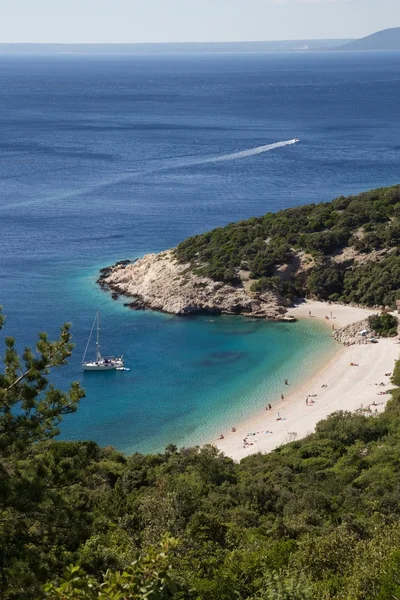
215, 301, 399, 461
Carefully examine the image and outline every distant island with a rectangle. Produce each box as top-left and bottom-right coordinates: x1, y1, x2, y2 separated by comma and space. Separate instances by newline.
339, 27, 400, 51
99, 185, 400, 318
0, 39, 351, 54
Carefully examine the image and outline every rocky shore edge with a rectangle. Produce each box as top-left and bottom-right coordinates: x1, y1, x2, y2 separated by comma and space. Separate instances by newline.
97, 253, 391, 347
97, 250, 291, 320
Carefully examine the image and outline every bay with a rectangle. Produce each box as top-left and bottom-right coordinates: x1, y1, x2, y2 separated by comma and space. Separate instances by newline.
0, 51, 399, 452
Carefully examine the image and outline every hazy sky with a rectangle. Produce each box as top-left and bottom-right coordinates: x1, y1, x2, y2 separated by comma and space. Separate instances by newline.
1, 0, 399, 43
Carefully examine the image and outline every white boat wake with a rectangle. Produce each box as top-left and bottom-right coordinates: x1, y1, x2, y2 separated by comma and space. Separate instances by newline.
198, 138, 299, 165
0, 139, 299, 212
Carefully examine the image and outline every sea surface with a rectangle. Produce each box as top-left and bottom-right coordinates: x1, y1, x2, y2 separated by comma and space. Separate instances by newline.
1, 51, 399, 453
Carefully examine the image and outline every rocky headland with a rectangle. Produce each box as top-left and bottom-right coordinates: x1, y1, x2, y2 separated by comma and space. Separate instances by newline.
98, 185, 400, 326
97, 250, 289, 320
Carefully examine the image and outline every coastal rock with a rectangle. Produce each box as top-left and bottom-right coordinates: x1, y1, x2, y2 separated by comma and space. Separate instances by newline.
333, 319, 375, 345
123, 299, 146, 310
101, 250, 288, 319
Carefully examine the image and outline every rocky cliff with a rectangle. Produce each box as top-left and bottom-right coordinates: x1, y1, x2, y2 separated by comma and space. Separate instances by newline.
98, 250, 288, 319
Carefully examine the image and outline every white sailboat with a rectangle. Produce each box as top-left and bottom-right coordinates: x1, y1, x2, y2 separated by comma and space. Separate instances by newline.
82, 312, 125, 371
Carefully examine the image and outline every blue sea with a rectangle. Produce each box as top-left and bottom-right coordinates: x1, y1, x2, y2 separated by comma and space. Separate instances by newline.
1, 51, 399, 453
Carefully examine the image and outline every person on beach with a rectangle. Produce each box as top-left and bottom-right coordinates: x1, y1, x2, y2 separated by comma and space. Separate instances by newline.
219, 434, 224, 440
268, 403, 272, 410
284, 379, 288, 385
281, 394, 285, 400
309, 310, 311, 317
231, 427, 236, 432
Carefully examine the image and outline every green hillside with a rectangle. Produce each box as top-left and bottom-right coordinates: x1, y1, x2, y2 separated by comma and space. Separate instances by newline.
176, 185, 400, 307
1, 306, 400, 599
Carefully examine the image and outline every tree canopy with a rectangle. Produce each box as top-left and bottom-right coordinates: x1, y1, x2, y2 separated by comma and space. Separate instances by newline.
1, 308, 400, 600
175, 185, 400, 307
368, 313, 399, 337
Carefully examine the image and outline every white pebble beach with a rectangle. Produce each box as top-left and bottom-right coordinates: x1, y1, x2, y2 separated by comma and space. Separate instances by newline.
215, 301, 400, 461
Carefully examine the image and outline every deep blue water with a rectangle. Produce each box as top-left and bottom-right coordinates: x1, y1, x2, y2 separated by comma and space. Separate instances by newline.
1, 52, 399, 453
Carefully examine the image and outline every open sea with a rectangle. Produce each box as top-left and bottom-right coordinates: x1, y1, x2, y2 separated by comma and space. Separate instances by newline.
1, 51, 399, 453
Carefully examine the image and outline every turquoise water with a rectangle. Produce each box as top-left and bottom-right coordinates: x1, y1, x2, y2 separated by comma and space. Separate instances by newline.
1, 52, 398, 453
64, 267, 338, 453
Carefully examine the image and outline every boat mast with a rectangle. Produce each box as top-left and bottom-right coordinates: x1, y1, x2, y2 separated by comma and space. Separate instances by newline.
96, 311, 101, 362
81, 312, 97, 365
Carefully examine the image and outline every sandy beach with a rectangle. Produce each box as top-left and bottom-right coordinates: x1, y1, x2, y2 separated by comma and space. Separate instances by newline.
216, 301, 400, 461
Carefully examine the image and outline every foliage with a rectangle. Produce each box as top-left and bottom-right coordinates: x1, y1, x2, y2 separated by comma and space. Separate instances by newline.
392, 360, 400, 387
1, 309, 400, 599
368, 313, 399, 337
306, 264, 344, 301
0, 307, 84, 455
175, 185, 400, 306
0, 307, 85, 598
42, 539, 181, 599
341, 255, 400, 307
250, 277, 281, 294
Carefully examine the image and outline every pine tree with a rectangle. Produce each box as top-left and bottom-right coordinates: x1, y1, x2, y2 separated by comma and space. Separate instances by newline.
0, 306, 85, 597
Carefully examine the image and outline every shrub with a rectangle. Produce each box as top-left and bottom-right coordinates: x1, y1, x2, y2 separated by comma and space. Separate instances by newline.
368, 313, 399, 337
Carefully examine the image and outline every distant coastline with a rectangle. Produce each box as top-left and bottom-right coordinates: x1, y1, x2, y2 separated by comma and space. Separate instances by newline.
3, 28, 400, 54
0, 39, 352, 55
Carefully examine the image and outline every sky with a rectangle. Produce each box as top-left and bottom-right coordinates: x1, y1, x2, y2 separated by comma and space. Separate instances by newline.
0, 0, 399, 43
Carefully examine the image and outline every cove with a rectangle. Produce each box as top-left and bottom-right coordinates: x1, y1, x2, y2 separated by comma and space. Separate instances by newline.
59, 269, 338, 454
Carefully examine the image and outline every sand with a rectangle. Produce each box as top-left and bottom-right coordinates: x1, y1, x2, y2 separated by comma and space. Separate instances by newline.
215, 301, 400, 461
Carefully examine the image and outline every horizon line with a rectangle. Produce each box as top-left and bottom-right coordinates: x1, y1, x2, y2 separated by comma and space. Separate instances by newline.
0, 38, 353, 46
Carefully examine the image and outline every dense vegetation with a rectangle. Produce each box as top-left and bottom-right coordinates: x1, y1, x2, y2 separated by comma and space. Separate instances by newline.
2, 309, 400, 600
175, 185, 400, 307
368, 313, 399, 337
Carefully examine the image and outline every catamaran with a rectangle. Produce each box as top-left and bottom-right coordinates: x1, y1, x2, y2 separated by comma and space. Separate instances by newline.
82, 312, 125, 371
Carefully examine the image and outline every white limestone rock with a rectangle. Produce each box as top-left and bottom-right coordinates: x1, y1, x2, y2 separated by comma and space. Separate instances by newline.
103, 250, 287, 319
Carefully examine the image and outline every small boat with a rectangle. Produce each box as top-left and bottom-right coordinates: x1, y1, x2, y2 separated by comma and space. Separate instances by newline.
82, 312, 125, 371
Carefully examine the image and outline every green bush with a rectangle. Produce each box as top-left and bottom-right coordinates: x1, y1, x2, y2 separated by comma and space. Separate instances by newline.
250, 277, 280, 293
392, 360, 400, 386
368, 313, 399, 337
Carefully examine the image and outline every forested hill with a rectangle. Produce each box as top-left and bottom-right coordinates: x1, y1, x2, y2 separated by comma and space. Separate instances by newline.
1, 304, 400, 598
175, 184, 400, 308
339, 27, 400, 51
